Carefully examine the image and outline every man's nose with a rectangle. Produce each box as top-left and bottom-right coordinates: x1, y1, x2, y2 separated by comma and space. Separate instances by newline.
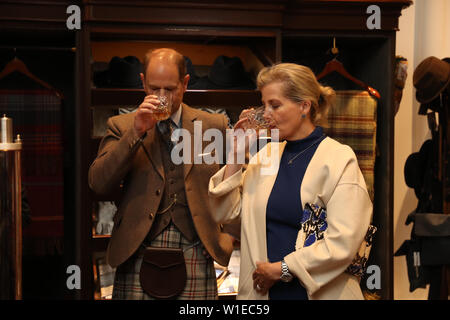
154, 88, 165, 96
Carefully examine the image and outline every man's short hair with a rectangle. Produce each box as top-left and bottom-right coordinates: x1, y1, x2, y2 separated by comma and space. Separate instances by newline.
143, 48, 186, 81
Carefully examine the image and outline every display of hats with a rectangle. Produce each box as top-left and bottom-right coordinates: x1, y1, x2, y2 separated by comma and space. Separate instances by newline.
190, 55, 255, 90
184, 56, 199, 88
93, 56, 143, 89
199, 107, 232, 128
404, 139, 432, 199
413, 56, 450, 104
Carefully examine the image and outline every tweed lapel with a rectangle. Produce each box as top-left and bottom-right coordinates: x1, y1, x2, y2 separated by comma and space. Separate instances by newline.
141, 126, 164, 180
181, 104, 198, 180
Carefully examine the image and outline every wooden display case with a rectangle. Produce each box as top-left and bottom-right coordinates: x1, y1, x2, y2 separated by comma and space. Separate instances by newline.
0, 0, 413, 300
74, 0, 412, 300
78, 1, 280, 299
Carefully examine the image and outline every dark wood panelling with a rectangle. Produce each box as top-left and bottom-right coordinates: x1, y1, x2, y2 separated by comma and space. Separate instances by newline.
92, 235, 110, 252
89, 25, 279, 43
75, 25, 94, 300
85, 0, 284, 28
0, 0, 78, 34
284, 0, 412, 31
0, 0, 412, 33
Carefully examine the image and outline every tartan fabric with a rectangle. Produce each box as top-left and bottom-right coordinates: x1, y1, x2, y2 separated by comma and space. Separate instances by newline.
0, 89, 64, 254
112, 222, 218, 300
325, 90, 377, 201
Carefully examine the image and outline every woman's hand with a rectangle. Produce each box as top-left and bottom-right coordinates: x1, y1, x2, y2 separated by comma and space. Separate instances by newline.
230, 108, 256, 151
226, 108, 259, 162
223, 108, 258, 179
252, 261, 282, 295
235, 108, 254, 129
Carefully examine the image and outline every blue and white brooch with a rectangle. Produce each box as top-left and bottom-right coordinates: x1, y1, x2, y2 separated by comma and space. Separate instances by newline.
300, 203, 328, 248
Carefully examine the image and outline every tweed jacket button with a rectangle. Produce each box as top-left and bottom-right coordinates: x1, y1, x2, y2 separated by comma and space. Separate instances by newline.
156, 189, 161, 196
149, 212, 155, 219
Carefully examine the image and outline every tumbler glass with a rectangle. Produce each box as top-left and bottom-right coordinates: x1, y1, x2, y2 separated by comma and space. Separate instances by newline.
152, 91, 172, 121
246, 106, 274, 139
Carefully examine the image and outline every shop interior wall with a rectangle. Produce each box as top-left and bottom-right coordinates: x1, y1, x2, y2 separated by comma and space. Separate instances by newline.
394, 0, 450, 300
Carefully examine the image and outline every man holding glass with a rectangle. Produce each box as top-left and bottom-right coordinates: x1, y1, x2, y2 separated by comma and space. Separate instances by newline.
88, 48, 235, 299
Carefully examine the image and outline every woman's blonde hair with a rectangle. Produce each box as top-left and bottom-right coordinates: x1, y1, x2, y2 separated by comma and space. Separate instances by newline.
257, 63, 335, 127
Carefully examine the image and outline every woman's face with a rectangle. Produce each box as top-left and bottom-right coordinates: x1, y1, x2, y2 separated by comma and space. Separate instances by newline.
261, 81, 310, 141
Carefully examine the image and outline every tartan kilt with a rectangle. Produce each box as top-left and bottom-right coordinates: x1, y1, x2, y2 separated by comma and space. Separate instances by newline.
112, 222, 218, 300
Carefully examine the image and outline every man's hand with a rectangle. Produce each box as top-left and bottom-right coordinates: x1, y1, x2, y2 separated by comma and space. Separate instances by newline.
252, 261, 282, 295
134, 95, 160, 137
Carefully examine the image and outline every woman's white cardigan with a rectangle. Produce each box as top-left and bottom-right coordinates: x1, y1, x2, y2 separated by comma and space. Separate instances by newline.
208, 137, 373, 300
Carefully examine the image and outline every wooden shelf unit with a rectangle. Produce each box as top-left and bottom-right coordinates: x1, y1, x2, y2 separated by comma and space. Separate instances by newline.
0, 0, 413, 300
78, 1, 284, 300
74, 0, 412, 300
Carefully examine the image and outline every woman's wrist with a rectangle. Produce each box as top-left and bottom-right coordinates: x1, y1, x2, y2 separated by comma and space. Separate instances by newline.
273, 261, 282, 280
223, 163, 243, 180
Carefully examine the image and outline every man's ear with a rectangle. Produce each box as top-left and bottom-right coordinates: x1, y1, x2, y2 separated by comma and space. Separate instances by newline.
182, 74, 190, 91
140, 73, 145, 89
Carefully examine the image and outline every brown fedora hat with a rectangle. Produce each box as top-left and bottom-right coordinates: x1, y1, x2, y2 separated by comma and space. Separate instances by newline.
413, 56, 450, 104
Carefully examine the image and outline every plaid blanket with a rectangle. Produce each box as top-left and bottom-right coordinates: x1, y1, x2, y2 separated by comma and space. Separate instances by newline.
0, 89, 63, 255
112, 222, 218, 300
325, 90, 377, 201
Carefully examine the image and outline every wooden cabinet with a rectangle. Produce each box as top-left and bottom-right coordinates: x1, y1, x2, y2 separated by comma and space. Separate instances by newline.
0, 0, 413, 300
80, 0, 412, 300
77, 0, 282, 299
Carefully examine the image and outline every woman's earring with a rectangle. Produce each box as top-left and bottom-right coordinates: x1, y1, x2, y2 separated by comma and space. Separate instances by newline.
301, 114, 306, 119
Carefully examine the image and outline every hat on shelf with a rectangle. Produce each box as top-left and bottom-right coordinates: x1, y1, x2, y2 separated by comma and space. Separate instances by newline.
190, 55, 255, 90
198, 107, 232, 128
404, 139, 432, 199
93, 56, 143, 89
413, 56, 450, 109
184, 56, 199, 88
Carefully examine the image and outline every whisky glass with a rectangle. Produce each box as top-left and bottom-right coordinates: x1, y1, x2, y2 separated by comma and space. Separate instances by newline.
246, 106, 273, 139
152, 91, 172, 121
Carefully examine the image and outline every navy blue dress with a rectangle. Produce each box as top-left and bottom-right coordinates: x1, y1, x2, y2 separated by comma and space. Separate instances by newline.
266, 126, 326, 300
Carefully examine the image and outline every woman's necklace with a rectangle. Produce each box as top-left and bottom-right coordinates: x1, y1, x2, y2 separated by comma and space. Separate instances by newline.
287, 134, 326, 165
